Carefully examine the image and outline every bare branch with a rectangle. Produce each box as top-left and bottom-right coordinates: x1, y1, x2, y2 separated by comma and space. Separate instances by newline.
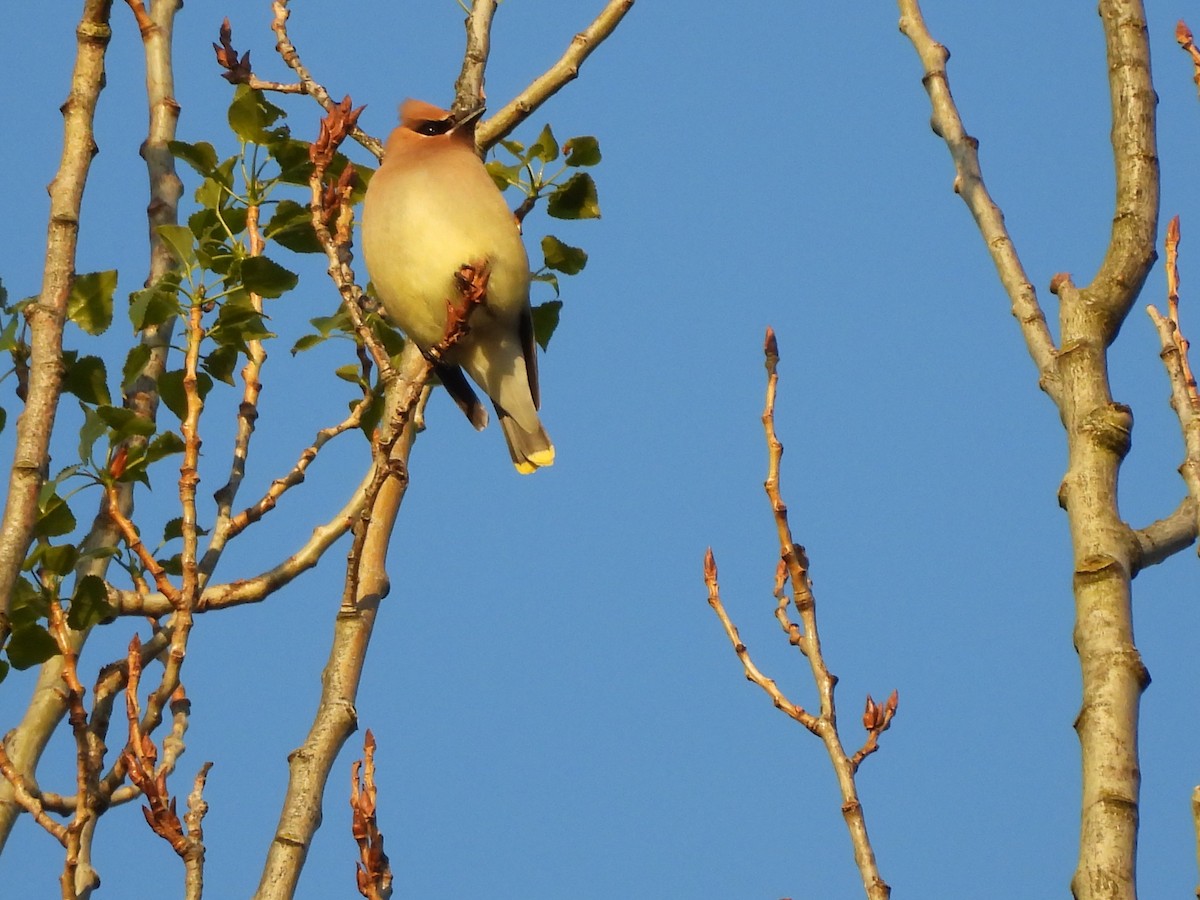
122, 637, 210, 900
704, 329, 892, 900
453, 0, 498, 115
1132, 497, 1197, 570
204, 201, 269, 572
704, 550, 817, 730
901, 4, 1156, 898
262, 2, 383, 158
479, 0, 635, 150
896, 0, 1060, 404
0, 741, 66, 843
0, 0, 113, 650
1082, 0, 1159, 340
252, 360, 422, 900
1147, 215, 1200, 552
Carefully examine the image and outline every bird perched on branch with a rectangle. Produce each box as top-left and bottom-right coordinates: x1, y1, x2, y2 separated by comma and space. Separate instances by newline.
361, 98, 554, 474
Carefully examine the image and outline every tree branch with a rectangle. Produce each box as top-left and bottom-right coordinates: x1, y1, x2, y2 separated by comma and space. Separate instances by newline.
453, 0, 497, 115
704, 329, 893, 900
1147, 215, 1200, 554
900, 4, 1158, 898
252, 359, 423, 900
0, 0, 113, 652
0, 0, 183, 853
478, 0, 635, 150
896, 0, 1061, 404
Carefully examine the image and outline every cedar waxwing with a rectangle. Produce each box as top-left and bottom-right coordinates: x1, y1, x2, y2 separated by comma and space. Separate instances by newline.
361, 98, 554, 474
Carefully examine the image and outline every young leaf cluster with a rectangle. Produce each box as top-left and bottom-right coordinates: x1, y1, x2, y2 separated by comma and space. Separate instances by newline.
486, 123, 602, 350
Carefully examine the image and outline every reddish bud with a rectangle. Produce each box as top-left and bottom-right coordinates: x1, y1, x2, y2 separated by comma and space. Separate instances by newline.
109, 446, 128, 479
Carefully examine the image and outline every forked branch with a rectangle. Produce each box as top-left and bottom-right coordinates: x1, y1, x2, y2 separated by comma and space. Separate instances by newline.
1147, 215, 1200, 550
704, 329, 894, 900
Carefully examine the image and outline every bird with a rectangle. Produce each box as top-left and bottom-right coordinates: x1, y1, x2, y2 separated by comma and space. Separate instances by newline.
361, 98, 554, 474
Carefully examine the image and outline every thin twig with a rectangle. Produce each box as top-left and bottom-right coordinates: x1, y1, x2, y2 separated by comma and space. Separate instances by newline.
110, 469, 376, 616
48, 600, 102, 898
351, 730, 392, 900
1147, 215, 1200, 550
264, 3, 383, 158
203, 201, 270, 577
896, 0, 1060, 402
122, 637, 210, 900
704, 329, 892, 900
0, 741, 66, 842
1176, 21, 1200, 102
479, 0, 636, 150
704, 552, 817, 730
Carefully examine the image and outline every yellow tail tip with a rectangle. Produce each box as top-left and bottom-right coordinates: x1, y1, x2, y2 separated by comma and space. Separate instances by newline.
514, 446, 556, 474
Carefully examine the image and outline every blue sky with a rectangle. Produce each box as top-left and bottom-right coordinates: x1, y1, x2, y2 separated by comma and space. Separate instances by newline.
3, 2, 1200, 897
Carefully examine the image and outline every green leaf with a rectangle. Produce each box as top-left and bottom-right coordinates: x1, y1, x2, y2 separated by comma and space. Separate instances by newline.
189, 206, 248, 241
7, 625, 59, 669
0, 407, 6, 435
168, 140, 218, 176
9, 579, 45, 627
210, 303, 275, 352
532, 271, 561, 298
0, 312, 20, 353
529, 123, 559, 164
541, 236, 588, 275
547, 173, 601, 220
158, 370, 214, 422
157, 224, 197, 267
311, 310, 351, 336
291, 333, 327, 355
228, 85, 287, 144
63, 355, 111, 406
78, 405, 107, 466
531, 300, 562, 351
563, 135, 601, 167
272, 139, 316, 185
0, 660, 10, 684
240, 256, 299, 298
95, 404, 157, 439
67, 574, 115, 629
499, 139, 525, 158
68, 270, 117, 336
35, 492, 77, 539
145, 431, 186, 464
121, 344, 153, 392
201, 345, 240, 385
368, 315, 408, 357
357, 391, 385, 439
485, 160, 523, 192
163, 517, 184, 542
38, 544, 79, 577
159, 553, 183, 577
265, 200, 323, 254
334, 363, 363, 385
195, 175, 227, 210
129, 277, 182, 331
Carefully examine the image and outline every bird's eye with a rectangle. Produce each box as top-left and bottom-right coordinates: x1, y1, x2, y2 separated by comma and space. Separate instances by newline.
416, 119, 452, 136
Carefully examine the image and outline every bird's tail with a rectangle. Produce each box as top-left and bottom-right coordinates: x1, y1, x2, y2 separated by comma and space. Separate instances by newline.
499, 413, 555, 474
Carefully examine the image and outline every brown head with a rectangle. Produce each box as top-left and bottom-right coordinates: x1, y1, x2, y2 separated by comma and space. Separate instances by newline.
383, 98, 484, 159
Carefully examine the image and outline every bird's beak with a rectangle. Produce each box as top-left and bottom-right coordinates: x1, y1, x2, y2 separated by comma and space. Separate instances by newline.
449, 104, 486, 134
